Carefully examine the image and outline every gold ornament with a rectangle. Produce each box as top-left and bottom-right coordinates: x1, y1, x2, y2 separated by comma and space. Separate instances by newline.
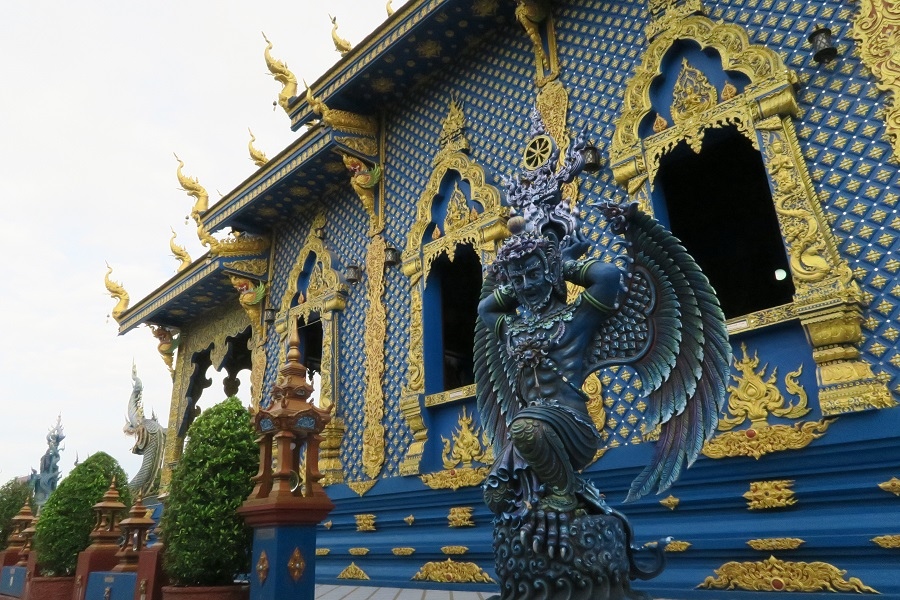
441, 546, 468, 555
287, 548, 305, 582
448, 507, 475, 527
362, 236, 388, 479
871, 535, 900, 549
850, 0, 900, 161
354, 514, 376, 532
175, 154, 209, 227
393, 548, 415, 556
256, 551, 269, 585
659, 495, 679, 510
169, 228, 192, 272
104, 263, 130, 322
703, 344, 835, 459
329, 14, 352, 56
348, 548, 369, 556
305, 85, 378, 136
744, 480, 796, 510
699, 556, 879, 592
747, 538, 805, 551
337, 563, 369, 580
316, 548, 330, 556
664, 540, 691, 552
412, 559, 495, 584
878, 477, 900, 496
262, 33, 297, 114
420, 467, 490, 491
247, 128, 268, 167
404, 515, 415, 526
441, 406, 492, 469
670, 58, 718, 126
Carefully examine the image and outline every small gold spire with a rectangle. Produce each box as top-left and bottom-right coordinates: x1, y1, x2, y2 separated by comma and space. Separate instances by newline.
386, 0, 394, 16
104, 263, 130, 322
248, 128, 269, 167
174, 153, 209, 226
262, 32, 298, 114
169, 227, 192, 272
329, 15, 353, 56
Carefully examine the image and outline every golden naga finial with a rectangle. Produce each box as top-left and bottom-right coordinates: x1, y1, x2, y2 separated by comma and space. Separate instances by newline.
174, 153, 209, 226
104, 263, 130, 322
195, 220, 217, 249
386, 0, 394, 16
248, 128, 269, 168
169, 227, 192, 272
262, 32, 298, 114
329, 14, 352, 56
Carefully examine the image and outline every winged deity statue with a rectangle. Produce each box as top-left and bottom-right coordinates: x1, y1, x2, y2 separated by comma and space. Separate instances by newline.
475, 108, 731, 599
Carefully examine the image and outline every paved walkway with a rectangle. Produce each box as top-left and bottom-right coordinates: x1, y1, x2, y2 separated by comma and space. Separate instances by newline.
316, 585, 494, 600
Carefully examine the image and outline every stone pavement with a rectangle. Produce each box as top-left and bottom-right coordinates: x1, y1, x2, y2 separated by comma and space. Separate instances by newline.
316, 585, 495, 600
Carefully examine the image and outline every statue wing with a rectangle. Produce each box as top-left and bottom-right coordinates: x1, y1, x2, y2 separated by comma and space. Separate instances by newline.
586, 204, 731, 502
474, 270, 521, 454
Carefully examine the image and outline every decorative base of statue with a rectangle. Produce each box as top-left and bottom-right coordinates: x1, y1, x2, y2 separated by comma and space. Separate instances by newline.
492, 507, 664, 600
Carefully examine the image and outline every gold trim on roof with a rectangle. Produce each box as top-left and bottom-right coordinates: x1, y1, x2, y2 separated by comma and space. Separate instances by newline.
329, 15, 353, 56
248, 129, 269, 168
262, 32, 298, 115
175, 154, 209, 227
104, 263, 130, 323
169, 228, 192, 272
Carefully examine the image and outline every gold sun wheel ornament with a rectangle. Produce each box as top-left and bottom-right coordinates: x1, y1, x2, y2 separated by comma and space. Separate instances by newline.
523, 134, 553, 170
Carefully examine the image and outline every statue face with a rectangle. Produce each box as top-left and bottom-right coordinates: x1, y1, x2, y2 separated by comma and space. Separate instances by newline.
507, 253, 553, 312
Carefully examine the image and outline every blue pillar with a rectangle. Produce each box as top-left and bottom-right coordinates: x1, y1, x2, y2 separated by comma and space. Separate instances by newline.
250, 525, 318, 600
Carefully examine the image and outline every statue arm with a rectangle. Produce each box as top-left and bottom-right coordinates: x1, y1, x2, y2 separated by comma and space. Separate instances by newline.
477, 284, 519, 329
565, 259, 623, 313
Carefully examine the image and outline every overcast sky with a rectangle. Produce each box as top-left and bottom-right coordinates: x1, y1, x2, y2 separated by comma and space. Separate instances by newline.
0, 1, 402, 484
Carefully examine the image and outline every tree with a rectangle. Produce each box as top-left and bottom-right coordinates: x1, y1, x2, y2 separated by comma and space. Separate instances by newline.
162, 397, 257, 586
0, 478, 32, 546
33, 452, 130, 576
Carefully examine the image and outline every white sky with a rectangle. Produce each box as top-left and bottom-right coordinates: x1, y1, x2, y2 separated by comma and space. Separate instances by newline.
0, 1, 402, 483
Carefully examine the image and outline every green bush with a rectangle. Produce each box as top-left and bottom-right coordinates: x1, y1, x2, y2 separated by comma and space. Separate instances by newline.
0, 478, 32, 546
162, 397, 256, 586
33, 452, 130, 576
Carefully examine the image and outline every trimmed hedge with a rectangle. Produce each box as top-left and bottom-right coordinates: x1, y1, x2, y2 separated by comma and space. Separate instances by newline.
0, 478, 32, 546
162, 396, 257, 586
33, 452, 130, 576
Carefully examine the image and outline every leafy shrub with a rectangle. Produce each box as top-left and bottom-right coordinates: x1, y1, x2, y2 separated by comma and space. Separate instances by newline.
0, 478, 32, 546
162, 397, 256, 586
33, 452, 130, 576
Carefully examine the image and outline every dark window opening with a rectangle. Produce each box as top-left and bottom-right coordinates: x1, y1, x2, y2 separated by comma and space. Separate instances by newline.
428, 245, 482, 391
296, 316, 323, 376
654, 126, 795, 319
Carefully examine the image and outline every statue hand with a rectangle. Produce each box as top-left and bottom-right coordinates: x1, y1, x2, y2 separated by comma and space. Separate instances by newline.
519, 509, 574, 562
561, 229, 590, 263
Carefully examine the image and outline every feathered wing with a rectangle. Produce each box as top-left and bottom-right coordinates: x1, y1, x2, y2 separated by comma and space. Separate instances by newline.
587, 206, 731, 503
474, 270, 521, 454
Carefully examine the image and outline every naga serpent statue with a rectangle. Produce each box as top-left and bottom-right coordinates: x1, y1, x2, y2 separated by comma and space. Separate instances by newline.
475, 108, 731, 599
123, 364, 168, 499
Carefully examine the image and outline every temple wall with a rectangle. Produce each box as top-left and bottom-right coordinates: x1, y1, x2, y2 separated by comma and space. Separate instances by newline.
250, 0, 900, 595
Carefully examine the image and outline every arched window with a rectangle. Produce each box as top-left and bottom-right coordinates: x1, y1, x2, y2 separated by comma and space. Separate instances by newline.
653, 125, 795, 318
423, 244, 482, 394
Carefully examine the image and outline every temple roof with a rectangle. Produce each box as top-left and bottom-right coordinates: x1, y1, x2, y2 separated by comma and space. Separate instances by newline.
120, 0, 509, 332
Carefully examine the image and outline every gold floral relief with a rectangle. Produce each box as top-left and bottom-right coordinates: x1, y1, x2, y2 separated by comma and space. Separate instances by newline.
850, 0, 900, 161
703, 343, 834, 459
659, 495, 679, 510
878, 477, 900, 496
670, 58, 717, 125
871, 535, 900, 549
337, 563, 370, 580
747, 538, 805, 551
355, 514, 376, 532
362, 235, 388, 479
393, 547, 416, 556
698, 556, 878, 592
448, 507, 475, 527
664, 540, 691, 552
744, 480, 796, 510
347, 480, 377, 496
412, 559, 495, 584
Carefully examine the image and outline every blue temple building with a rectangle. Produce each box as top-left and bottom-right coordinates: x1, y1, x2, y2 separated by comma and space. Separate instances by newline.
110, 0, 900, 596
